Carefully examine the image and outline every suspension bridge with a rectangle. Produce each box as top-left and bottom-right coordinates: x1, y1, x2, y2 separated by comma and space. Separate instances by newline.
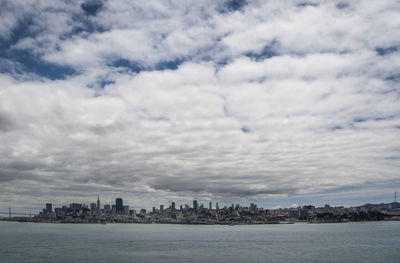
0, 208, 37, 218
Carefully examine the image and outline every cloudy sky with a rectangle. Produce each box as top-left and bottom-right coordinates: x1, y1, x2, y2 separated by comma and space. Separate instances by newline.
1, 0, 399, 213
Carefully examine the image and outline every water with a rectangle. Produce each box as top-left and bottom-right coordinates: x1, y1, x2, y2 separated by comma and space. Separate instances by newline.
0, 221, 399, 263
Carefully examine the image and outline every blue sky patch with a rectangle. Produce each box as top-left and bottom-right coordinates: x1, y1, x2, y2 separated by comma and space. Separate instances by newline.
245, 42, 279, 61
241, 126, 250, 133
218, 0, 248, 13
376, 46, 398, 56
155, 58, 185, 71
81, 0, 104, 17
0, 50, 77, 80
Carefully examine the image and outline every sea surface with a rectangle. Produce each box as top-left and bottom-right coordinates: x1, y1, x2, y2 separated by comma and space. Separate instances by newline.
0, 221, 399, 263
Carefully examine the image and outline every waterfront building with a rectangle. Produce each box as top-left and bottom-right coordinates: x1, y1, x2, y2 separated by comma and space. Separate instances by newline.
46, 203, 52, 213
90, 203, 97, 211
116, 198, 123, 214
123, 205, 129, 215
299, 209, 309, 220
70, 203, 82, 211
54, 208, 65, 217
289, 209, 299, 219
112, 205, 116, 214
97, 196, 100, 214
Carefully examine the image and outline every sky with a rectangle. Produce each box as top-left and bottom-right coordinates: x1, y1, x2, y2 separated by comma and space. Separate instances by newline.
0, 0, 399, 213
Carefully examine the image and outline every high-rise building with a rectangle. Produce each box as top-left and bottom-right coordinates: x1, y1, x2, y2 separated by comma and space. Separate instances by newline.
123, 205, 129, 215
104, 204, 111, 212
209, 202, 212, 210
116, 198, 123, 214
193, 200, 198, 210
70, 203, 82, 211
216, 202, 219, 211
54, 208, 65, 217
90, 203, 97, 211
172, 202, 176, 212
250, 203, 257, 212
160, 205, 164, 213
97, 196, 100, 214
46, 203, 53, 213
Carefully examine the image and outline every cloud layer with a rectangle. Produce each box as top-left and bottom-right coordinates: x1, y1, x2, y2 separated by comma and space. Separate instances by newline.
0, 0, 399, 210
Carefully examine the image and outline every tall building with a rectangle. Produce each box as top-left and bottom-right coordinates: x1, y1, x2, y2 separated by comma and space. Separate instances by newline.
70, 203, 82, 212
193, 200, 198, 210
216, 202, 219, 211
123, 205, 129, 215
116, 198, 123, 214
209, 202, 212, 210
90, 203, 97, 211
97, 196, 100, 214
46, 203, 53, 213
160, 204, 164, 213
172, 202, 176, 212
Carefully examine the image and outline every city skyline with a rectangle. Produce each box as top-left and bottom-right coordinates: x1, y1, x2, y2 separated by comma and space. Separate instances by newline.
3, 195, 398, 224
3, 190, 400, 216
1, 0, 400, 211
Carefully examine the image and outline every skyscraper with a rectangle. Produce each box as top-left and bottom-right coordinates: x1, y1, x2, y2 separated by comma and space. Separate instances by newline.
160, 204, 164, 213
46, 203, 52, 213
90, 203, 97, 211
193, 200, 198, 210
116, 198, 123, 214
209, 202, 212, 210
104, 204, 111, 212
172, 202, 176, 212
97, 196, 100, 211
123, 205, 129, 215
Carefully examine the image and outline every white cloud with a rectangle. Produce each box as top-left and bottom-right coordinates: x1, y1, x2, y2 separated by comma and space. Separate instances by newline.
0, 0, 399, 210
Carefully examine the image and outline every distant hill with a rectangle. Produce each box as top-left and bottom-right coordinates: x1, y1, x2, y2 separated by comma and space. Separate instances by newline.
357, 202, 400, 210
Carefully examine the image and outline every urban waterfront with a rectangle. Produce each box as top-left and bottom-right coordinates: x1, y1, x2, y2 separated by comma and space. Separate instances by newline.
0, 221, 399, 263
4, 196, 398, 224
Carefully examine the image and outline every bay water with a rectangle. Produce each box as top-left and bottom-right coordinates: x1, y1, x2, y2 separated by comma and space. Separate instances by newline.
0, 221, 399, 263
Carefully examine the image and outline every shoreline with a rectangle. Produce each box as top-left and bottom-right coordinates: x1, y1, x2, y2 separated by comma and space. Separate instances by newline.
2, 218, 399, 225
